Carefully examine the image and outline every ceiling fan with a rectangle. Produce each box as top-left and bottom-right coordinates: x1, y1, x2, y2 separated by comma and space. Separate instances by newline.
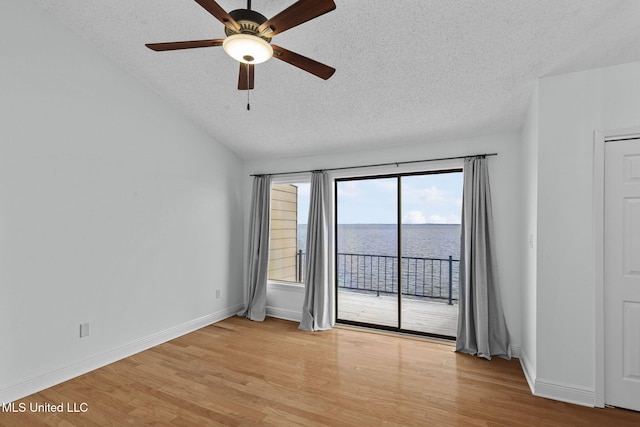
146, 0, 336, 91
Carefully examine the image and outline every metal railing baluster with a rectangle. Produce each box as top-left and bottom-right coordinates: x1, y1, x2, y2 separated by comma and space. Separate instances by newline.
324, 252, 459, 303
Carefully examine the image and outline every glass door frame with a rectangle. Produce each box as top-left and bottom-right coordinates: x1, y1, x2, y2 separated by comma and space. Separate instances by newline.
334, 168, 462, 340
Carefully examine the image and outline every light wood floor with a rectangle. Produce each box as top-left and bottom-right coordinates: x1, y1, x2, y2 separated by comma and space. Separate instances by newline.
338, 290, 458, 336
3, 316, 639, 426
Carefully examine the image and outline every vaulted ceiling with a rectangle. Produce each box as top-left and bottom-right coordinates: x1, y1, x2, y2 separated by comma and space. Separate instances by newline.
31, 1, 640, 159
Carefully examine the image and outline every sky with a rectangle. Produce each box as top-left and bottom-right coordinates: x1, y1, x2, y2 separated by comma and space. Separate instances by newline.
293, 171, 463, 225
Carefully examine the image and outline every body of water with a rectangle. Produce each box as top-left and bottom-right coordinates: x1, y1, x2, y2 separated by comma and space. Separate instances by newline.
298, 224, 461, 260
298, 224, 461, 301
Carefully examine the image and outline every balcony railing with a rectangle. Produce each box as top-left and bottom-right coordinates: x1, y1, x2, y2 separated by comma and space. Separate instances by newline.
296, 251, 459, 304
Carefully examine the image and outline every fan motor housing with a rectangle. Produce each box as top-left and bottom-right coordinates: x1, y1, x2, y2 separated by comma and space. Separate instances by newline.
225, 9, 272, 42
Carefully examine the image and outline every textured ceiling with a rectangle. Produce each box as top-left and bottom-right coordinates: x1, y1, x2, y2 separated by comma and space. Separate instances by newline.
31, 1, 640, 159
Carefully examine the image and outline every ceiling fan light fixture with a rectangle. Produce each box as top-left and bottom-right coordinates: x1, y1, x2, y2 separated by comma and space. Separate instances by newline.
223, 34, 273, 64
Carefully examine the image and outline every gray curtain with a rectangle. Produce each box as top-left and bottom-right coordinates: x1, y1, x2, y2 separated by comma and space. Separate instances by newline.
456, 156, 511, 360
299, 171, 333, 331
239, 175, 271, 321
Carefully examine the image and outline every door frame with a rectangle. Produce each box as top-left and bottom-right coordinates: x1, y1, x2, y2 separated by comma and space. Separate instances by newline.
593, 126, 640, 407
333, 168, 463, 339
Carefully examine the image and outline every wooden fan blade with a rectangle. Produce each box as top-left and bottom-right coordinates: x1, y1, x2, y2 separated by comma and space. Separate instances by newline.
258, 0, 336, 37
194, 0, 241, 32
238, 63, 255, 90
146, 39, 224, 51
271, 45, 335, 80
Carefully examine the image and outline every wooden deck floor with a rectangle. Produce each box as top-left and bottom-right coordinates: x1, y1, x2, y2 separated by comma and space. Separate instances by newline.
337, 290, 458, 337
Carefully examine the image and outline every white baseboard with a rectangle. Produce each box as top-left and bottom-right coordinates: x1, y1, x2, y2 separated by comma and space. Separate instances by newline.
510, 344, 521, 359
534, 378, 595, 407
0, 304, 243, 404
516, 349, 595, 407
266, 306, 302, 322
519, 350, 536, 394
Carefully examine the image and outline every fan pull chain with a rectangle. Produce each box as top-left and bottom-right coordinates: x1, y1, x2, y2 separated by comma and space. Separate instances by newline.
246, 64, 251, 110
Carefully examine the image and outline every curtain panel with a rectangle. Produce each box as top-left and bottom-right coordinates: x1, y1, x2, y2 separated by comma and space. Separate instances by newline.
299, 171, 333, 331
239, 175, 271, 321
456, 156, 511, 360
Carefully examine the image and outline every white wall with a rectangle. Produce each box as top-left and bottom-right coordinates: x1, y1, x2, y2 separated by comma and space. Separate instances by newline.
535, 61, 640, 404
520, 85, 539, 386
245, 133, 523, 352
0, 1, 245, 402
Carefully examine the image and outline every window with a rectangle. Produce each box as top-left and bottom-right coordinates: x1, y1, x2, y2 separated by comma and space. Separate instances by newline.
268, 181, 310, 284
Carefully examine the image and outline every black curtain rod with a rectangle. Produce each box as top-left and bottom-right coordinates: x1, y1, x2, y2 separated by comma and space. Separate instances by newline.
249, 153, 498, 177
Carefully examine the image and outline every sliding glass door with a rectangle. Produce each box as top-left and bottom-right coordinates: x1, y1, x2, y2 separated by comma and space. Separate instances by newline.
335, 170, 462, 338
335, 177, 398, 327
399, 173, 462, 337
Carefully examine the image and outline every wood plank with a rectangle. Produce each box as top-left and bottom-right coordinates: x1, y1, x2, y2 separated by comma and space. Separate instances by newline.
268, 256, 296, 269
270, 199, 296, 212
272, 184, 297, 198
268, 238, 298, 251
269, 229, 296, 239
270, 209, 297, 221
268, 247, 297, 261
5, 317, 639, 426
268, 268, 297, 282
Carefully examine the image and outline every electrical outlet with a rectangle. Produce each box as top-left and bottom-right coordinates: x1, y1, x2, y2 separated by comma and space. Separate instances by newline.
79, 323, 90, 338
216, 289, 221, 299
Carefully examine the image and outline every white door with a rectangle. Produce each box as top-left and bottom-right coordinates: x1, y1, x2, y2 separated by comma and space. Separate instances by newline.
605, 138, 640, 411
